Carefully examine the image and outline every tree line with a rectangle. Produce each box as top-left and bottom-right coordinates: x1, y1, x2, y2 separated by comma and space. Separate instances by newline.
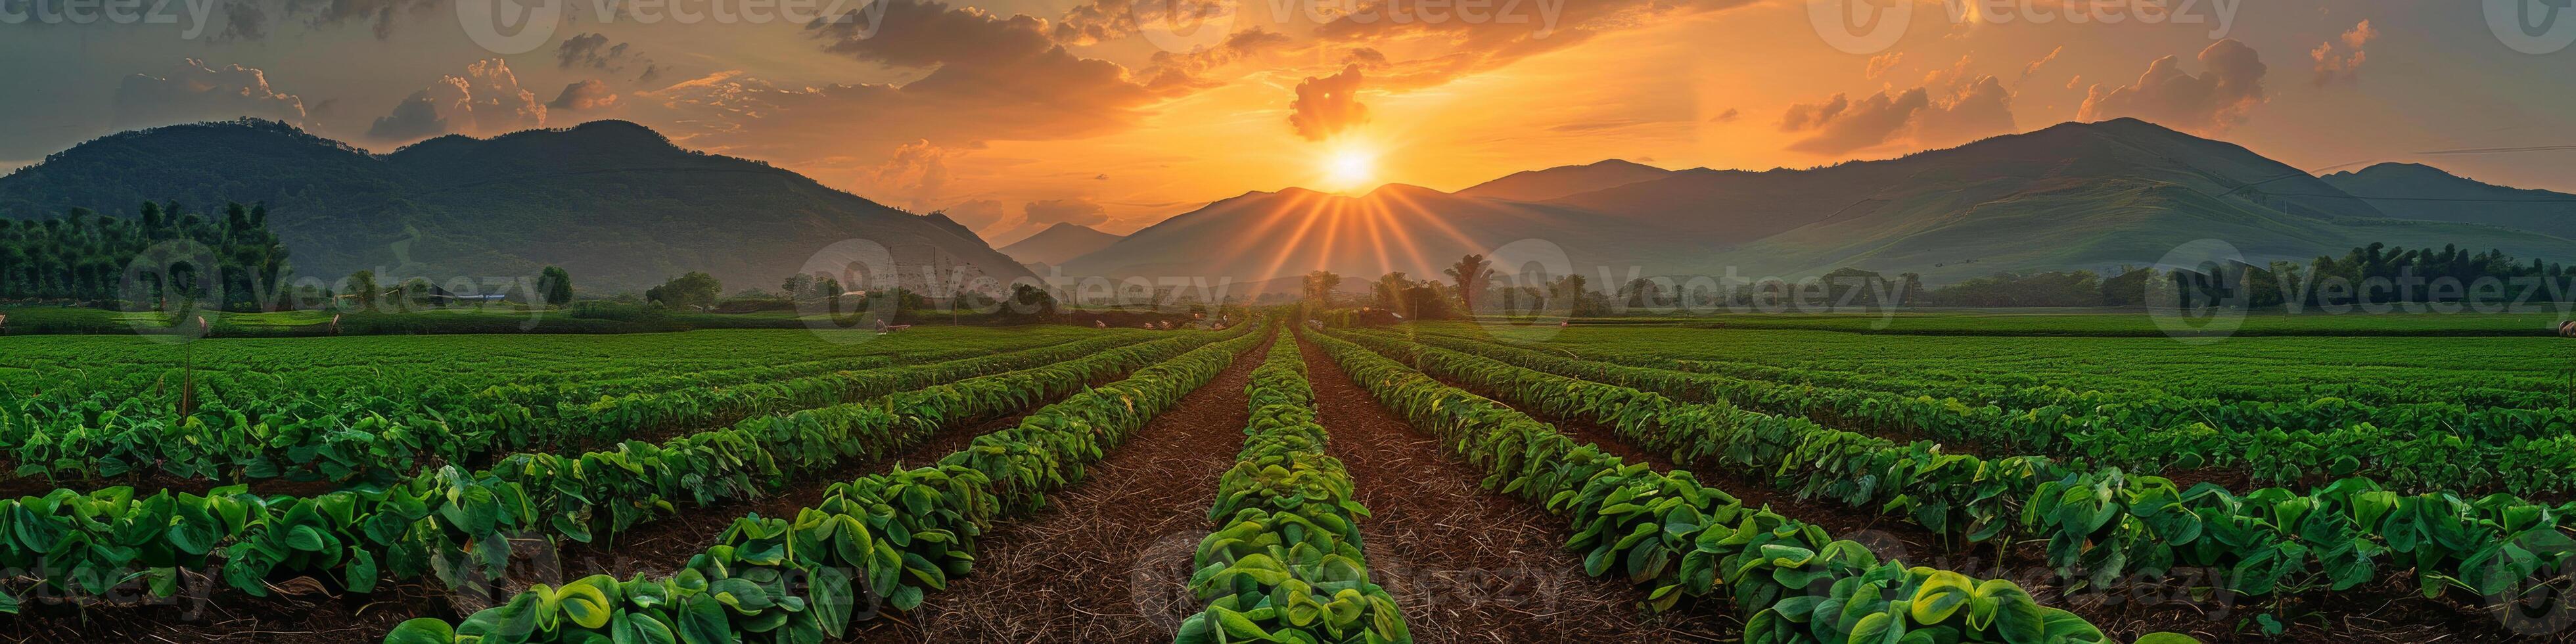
0, 202, 289, 310
1301, 242, 2576, 315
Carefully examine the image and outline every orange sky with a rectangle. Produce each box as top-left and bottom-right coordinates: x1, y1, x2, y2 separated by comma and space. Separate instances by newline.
4, 0, 2572, 244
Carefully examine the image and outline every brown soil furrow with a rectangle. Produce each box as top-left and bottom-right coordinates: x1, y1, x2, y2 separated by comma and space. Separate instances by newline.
1295, 333, 1732, 643
855, 335, 1268, 643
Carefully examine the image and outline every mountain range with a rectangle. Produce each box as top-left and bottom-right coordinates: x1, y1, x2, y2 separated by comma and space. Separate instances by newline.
1058, 118, 2576, 285
0, 120, 1034, 294
5, 118, 2568, 296
998, 223, 1125, 269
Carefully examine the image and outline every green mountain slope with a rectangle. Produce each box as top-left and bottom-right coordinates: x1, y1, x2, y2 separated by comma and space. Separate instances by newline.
1000, 223, 1125, 267
0, 120, 1036, 294
2320, 162, 2576, 238
1454, 158, 1673, 202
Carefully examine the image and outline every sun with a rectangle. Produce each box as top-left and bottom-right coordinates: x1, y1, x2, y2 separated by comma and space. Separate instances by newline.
1320, 144, 1378, 191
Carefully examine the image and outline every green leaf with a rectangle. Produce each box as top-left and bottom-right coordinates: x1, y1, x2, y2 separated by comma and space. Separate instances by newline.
384, 618, 457, 644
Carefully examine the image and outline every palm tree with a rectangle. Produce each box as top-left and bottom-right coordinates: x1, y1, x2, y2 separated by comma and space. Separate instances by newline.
1445, 254, 1493, 313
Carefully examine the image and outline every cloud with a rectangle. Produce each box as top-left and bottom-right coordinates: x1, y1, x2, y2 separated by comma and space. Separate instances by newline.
1779, 94, 1850, 132
367, 58, 546, 142
1344, 48, 1390, 70
547, 80, 620, 112
111, 58, 308, 131
1051, 0, 1233, 45
2078, 39, 2268, 135
1865, 53, 1905, 80
295, 0, 444, 40
1023, 198, 1111, 228
810, 0, 1055, 68
1780, 76, 2016, 155
940, 198, 1011, 232
1138, 28, 1295, 92
2019, 46, 2063, 81
621, 0, 1168, 196
557, 33, 634, 70
1289, 65, 1369, 141
975, 197, 1115, 244
875, 140, 954, 212
774, 0, 1158, 147
2312, 20, 2377, 86
1312, 0, 1759, 90
1710, 108, 1741, 124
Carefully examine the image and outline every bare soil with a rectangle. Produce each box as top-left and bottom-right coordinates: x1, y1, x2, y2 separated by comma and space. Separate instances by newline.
1300, 334, 1734, 643
854, 335, 1268, 642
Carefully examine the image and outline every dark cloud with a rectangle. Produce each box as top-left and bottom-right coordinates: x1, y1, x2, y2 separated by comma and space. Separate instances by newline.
1782, 76, 2016, 155
367, 93, 448, 141
293, 0, 443, 40
557, 33, 635, 70
793, 0, 1157, 141
547, 80, 619, 112
810, 0, 1052, 69
2079, 39, 2268, 135
1710, 108, 1741, 124
111, 58, 308, 131
1289, 65, 1369, 141
367, 58, 545, 142
636, 0, 1163, 181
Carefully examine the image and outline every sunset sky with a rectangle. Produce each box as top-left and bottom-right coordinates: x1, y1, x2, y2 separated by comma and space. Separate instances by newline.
3, 0, 2571, 244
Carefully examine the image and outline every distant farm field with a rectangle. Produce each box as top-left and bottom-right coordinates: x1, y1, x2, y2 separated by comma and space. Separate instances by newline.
1497, 308, 2573, 336
1413, 321, 2574, 408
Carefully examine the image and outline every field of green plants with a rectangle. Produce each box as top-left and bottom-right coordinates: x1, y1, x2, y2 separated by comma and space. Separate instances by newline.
0, 313, 2562, 643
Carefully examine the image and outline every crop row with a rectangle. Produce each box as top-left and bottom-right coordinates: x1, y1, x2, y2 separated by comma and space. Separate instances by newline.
1406, 329, 2576, 497
1494, 324, 2565, 410
1301, 330, 2186, 644
1176, 332, 1411, 643
0, 329, 1228, 612
0, 332, 1159, 484
1343, 330, 2576, 613
1595, 342, 2576, 444
381, 323, 1272, 644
